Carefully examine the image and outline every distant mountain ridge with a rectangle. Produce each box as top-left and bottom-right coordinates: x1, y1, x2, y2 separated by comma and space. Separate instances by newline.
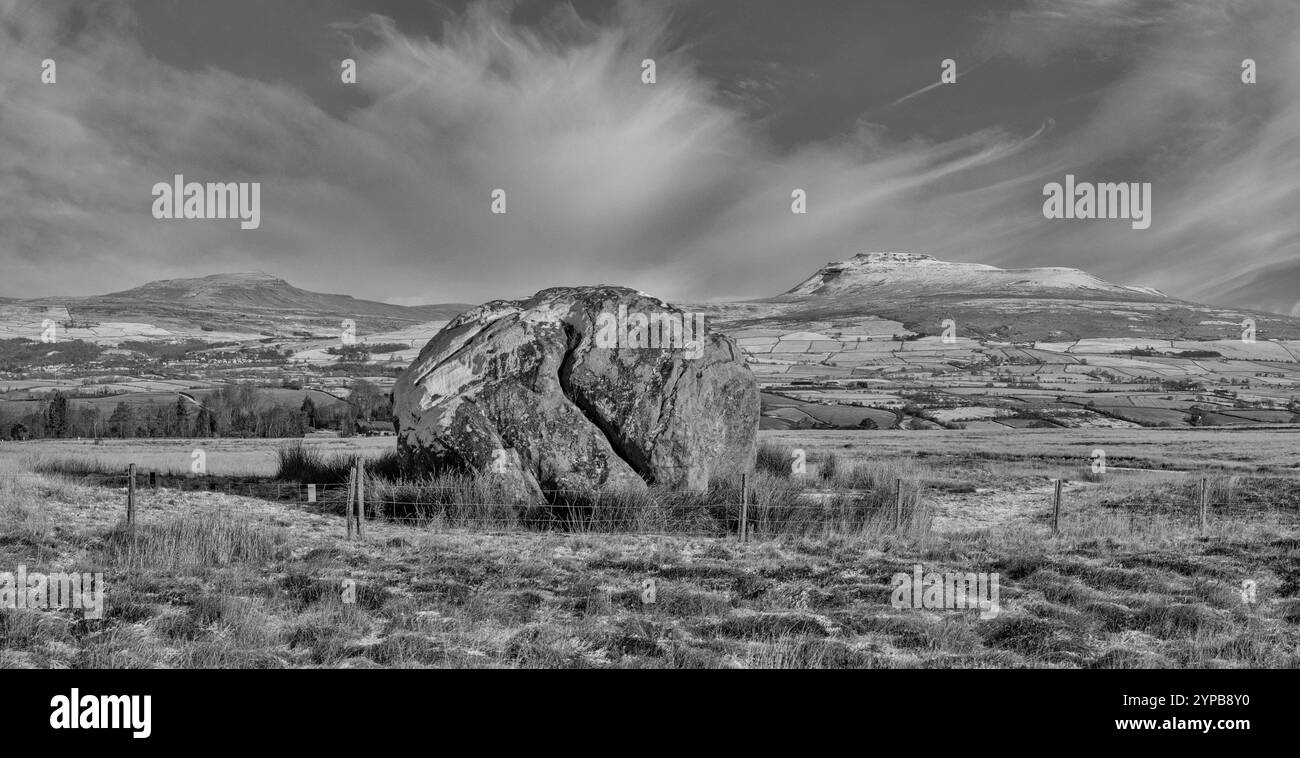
782, 253, 1170, 301
11, 273, 472, 339
98, 272, 466, 320
703, 251, 1300, 342
7, 256, 1300, 345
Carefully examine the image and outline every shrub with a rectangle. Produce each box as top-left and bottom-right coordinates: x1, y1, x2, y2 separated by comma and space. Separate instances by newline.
275, 443, 354, 483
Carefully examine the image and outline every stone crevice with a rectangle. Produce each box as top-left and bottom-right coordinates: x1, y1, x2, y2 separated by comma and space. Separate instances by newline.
557, 328, 651, 485
393, 286, 758, 494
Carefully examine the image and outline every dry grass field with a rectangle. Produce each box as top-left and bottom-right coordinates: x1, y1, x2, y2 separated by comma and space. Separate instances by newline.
1, 431, 1297, 669
771, 427, 1300, 473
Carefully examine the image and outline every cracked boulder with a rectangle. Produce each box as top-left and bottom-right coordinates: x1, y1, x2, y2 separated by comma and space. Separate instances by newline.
392, 286, 759, 496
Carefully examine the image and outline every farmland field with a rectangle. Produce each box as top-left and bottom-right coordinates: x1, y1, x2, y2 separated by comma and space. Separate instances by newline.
0, 436, 396, 477
2, 429, 1297, 669
767, 427, 1300, 473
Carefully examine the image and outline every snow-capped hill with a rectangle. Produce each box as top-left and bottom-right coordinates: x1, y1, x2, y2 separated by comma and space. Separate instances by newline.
1124, 285, 1171, 298
684, 250, 1262, 341
783, 252, 1170, 301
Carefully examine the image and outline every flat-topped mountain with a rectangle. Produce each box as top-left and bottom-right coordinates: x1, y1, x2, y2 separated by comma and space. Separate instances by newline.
105, 272, 310, 307
8, 273, 472, 341
705, 252, 1300, 342
6, 255, 1299, 346
96, 272, 466, 321
782, 253, 1169, 301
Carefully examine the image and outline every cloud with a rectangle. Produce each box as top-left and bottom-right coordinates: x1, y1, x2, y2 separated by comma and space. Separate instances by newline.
977, 0, 1179, 64
970, 0, 1300, 307
1, 0, 1298, 316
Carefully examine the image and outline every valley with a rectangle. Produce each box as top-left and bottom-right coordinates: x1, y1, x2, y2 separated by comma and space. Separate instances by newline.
3, 254, 1300, 441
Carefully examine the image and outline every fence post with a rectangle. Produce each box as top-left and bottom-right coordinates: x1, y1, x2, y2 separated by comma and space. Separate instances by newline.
345, 462, 355, 539
894, 478, 903, 530
1199, 476, 1209, 536
1052, 479, 1062, 533
126, 463, 136, 526
149, 470, 157, 490
356, 457, 366, 540
739, 473, 749, 543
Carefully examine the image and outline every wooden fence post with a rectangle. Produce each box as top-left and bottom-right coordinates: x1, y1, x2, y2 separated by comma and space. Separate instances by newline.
126, 463, 136, 526
1052, 479, 1063, 533
1199, 476, 1209, 536
356, 458, 366, 540
345, 462, 355, 539
894, 478, 903, 530
739, 473, 749, 543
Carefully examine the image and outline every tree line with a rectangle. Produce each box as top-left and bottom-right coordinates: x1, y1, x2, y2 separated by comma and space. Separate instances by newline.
0, 380, 392, 440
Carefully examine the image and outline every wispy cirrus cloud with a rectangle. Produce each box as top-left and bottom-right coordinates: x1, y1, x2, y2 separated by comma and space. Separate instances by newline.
970, 0, 1300, 314
1, 0, 1298, 316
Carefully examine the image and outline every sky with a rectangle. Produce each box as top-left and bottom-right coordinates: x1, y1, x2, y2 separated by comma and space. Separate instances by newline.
2, 0, 1298, 315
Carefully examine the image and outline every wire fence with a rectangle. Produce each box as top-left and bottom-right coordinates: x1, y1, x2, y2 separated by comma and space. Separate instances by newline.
2, 466, 1295, 539
2, 468, 927, 537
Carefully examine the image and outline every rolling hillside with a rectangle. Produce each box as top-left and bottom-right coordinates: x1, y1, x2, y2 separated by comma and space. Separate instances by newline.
2, 273, 472, 343
706, 252, 1300, 342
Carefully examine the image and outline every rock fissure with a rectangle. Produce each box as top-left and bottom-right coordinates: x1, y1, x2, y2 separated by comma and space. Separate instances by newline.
557, 331, 648, 485
393, 286, 759, 495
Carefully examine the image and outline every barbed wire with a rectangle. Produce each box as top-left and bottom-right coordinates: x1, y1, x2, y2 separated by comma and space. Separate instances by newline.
2, 470, 1290, 540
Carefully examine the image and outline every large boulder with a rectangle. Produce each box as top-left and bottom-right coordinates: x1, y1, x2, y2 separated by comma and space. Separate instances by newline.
392, 286, 758, 496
